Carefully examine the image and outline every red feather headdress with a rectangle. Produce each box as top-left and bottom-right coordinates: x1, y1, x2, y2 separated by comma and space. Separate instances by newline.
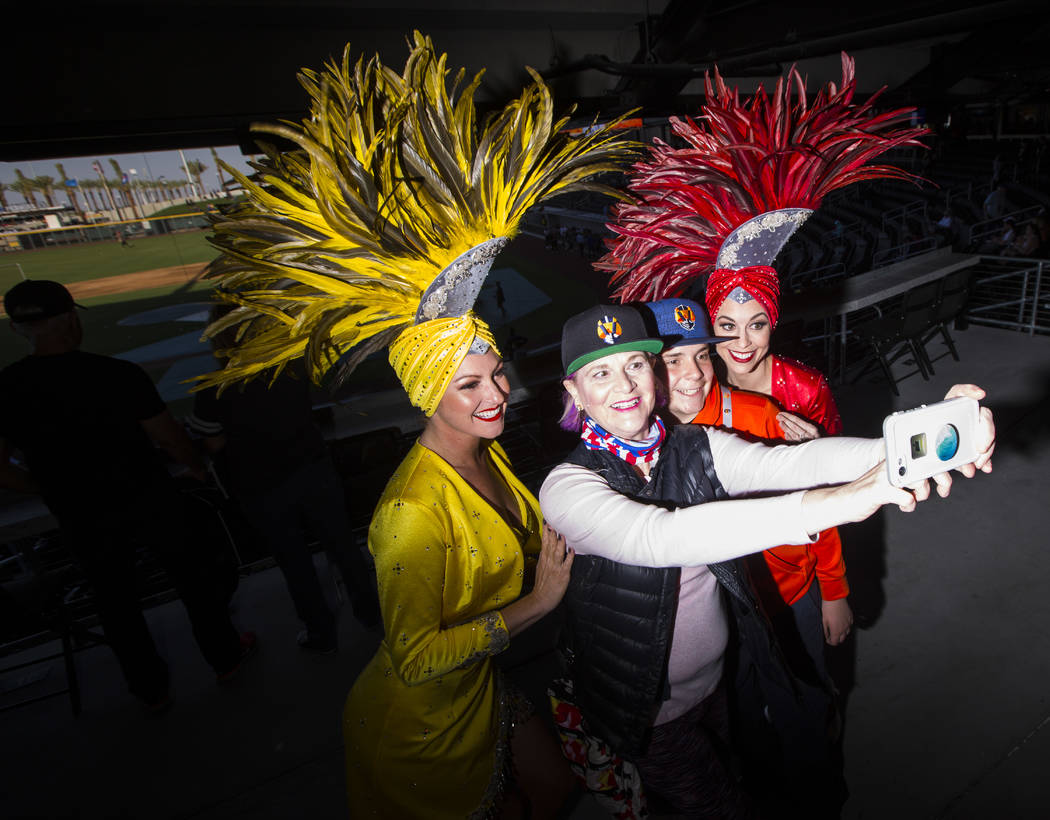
598, 52, 929, 305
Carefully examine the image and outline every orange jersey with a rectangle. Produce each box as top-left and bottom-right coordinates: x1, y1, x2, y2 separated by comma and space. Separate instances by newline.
691, 385, 849, 607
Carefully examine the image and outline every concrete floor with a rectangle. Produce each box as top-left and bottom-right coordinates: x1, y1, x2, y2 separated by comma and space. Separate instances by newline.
1, 322, 1048, 819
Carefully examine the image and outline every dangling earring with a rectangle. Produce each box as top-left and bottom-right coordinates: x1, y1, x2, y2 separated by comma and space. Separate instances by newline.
574, 399, 583, 411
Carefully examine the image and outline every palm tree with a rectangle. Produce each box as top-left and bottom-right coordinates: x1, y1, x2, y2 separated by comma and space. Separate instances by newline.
33, 175, 57, 208
0, 182, 8, 210
185, 159, 207, 198
12, 170, 38, 207
108, 158, 141, 218
81, 179, 101, 212
56, 163, 83, 216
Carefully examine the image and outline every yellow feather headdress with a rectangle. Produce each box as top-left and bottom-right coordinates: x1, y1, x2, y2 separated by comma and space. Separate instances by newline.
198, 31, 638, 398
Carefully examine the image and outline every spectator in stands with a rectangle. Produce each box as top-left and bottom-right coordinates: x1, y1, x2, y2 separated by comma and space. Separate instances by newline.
187, 312, 381, 653
0, 280, 253, 713
1033, 207, 1050, 248
934, 209, 960, 248
976, 215, 1016, 254
982, 183, 1008, 221
1002, 221, 1042, 258
997, 216, 1017, 249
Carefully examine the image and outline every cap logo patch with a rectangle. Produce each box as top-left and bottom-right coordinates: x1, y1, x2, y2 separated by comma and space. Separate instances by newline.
596, 315, 622, 345
674, 304, 696, 330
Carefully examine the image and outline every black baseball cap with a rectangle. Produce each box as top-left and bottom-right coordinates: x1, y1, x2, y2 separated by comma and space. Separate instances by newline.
3, 279, 82, 323
561, 303, 663, 375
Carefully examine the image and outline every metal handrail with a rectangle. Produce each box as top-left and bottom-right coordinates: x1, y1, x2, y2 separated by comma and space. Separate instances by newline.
967, 204, 1042, 246
967, 257, 1048, 336
872, 236, 937, 268
882, 199, 928, 233
788, 262, 846, 291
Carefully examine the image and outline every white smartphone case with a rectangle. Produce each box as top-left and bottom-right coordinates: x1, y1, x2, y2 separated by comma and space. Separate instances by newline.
883, 397, 980, 487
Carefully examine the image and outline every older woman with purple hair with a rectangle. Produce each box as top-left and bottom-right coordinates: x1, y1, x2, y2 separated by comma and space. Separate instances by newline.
539, 303, 996, 818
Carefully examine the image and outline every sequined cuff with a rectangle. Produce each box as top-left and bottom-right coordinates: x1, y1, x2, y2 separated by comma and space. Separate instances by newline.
461, 611, 509, 667
479, 611, 509, 654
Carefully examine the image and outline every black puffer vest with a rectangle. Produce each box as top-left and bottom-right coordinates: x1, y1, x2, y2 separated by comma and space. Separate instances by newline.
560, 424, 794, 756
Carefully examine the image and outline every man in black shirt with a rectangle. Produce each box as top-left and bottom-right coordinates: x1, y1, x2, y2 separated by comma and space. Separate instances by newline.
188, 358, 380, 653
0, 280, 253, 711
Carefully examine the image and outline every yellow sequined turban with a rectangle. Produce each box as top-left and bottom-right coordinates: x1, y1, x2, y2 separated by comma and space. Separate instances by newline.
388, 312, 499, 417
195, 32, 638, 399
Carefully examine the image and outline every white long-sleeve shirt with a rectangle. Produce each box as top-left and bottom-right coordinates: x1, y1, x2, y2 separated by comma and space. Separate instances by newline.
539, 430, 883, 568
539, 429, 883, 725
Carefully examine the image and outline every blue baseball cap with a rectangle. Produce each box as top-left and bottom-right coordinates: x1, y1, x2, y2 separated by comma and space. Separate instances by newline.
640, 298, 734, 348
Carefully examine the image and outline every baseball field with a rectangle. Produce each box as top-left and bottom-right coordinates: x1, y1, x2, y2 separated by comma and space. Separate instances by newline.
0, 230, 219, 414
0, 226, 608, 417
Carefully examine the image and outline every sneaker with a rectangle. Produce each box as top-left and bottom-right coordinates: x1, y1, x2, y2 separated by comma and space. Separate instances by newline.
297, 629, 337, 655
216, 631, 258, 684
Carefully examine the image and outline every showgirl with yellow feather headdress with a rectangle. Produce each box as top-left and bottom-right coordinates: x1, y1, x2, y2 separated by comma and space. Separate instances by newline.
201, 33, 637, 818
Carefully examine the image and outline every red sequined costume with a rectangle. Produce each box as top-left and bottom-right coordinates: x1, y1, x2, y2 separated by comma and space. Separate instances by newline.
770, 356, 843, 437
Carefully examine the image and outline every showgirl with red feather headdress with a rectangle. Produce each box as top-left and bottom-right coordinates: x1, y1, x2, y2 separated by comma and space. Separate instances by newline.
599, 52, 928, 432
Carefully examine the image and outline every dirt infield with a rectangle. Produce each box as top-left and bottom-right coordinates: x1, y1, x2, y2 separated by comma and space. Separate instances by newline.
63, 262, 210, 301
0, 263, 211, 318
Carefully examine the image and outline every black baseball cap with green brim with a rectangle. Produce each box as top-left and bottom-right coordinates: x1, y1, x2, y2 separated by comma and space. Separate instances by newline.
561, 304, 663, 376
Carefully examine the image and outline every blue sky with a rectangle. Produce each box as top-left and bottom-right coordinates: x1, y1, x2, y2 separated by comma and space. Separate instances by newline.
1, 145, 257, 201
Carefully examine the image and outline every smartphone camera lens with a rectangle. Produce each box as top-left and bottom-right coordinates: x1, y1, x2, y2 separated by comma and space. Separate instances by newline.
898, 465, 906, 477
935, 424, 960, 461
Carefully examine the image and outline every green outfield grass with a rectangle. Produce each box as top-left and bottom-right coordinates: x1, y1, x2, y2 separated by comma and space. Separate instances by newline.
0, 230, 218, 288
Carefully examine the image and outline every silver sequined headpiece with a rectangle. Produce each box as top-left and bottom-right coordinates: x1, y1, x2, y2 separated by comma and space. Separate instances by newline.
715, 208, 812, 270
415, 237, 509, 323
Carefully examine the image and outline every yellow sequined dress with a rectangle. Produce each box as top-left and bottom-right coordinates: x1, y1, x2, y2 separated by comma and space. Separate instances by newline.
344, 440, 541, 819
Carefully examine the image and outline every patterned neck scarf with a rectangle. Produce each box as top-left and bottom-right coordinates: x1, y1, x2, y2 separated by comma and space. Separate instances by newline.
581, 416, 667, 465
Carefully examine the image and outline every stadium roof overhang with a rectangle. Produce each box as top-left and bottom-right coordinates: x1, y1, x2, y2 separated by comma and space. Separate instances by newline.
3, 0, 1047, 162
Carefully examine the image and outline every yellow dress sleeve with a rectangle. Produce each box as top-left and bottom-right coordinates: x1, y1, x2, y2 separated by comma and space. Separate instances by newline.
371, 497, 510, 685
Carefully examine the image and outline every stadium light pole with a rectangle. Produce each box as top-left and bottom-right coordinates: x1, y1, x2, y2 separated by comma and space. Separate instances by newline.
128, 168, 141, 215
141, 153, 160, 207
179, 149, 197, 200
